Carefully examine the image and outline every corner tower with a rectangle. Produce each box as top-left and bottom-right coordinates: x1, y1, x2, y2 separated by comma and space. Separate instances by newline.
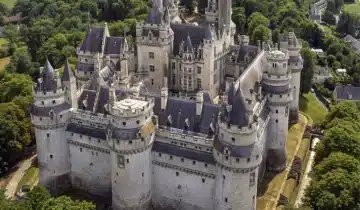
213, 84, 263, 210
107, 85, 156, 209
262, 49, 292, 172
287, 32, 303, 123
30, 59, 72, 195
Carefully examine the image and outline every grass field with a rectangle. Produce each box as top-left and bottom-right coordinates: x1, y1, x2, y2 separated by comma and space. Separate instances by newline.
257, 114, 308, 210
0, 38, 8, 46
2, 0, 17, 8
15, 165, 39, 193
299, 93, 327, 124
344, 1, 360, 15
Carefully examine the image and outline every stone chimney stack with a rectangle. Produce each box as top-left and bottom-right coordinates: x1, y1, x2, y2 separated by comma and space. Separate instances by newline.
196, 91, 204, 116
161, 87, 168, 110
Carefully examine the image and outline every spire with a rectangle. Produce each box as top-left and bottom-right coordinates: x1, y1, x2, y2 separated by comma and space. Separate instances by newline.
61, 58, 74, 82
184, 35, 194, 52
39, 58, 57, 92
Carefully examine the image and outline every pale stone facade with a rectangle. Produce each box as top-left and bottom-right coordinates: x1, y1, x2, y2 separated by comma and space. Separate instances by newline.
30, 0, 303, 209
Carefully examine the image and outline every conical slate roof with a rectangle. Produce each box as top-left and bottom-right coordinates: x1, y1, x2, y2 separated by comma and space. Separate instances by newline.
39, 59, 57, 92
61, 59, 74, 82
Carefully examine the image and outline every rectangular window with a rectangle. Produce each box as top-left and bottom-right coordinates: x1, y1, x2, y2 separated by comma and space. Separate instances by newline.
149, 52, 155, 59
285, 106, 289, 117
250, 171, 256, 187
197, 78, 202, 90
172, 74, 176, 85
172, 62, 176, 70
117, 155, 125, 168
149, 65, 155, 72
197, 67, 201, 74
151, 79, 154, 85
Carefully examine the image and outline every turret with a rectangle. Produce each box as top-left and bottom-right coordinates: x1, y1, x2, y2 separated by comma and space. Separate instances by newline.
107, 90, 156, 209
30, 59, 72, 195
262, 49, 292, 172
61, 58, 77, 108
287, 32, 303, 124
213, 83, 263, 210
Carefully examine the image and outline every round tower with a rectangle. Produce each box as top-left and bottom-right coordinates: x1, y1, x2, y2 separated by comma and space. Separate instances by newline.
107, 86, 156, 210
287, 32, 303, 124
262, 50, 292, 172
213, 85, 263, 210
30, 59, 72, 195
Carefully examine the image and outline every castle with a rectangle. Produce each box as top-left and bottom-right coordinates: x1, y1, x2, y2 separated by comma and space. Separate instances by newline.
30, 0, 303, 209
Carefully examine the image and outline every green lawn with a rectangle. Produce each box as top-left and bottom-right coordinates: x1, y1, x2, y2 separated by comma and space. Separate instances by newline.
257, 114, 308, 210
0, 38, 8, 46
15, 166, 39, 192
299, 93, 328, 124
2, 0, 17, 8
344, 1, 360, 15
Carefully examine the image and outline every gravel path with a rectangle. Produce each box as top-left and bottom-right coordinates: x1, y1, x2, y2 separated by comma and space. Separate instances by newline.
5, 155, 37, 199
294, 138, 320, 207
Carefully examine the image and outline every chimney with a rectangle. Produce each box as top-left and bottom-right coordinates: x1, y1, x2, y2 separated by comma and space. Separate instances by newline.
196, 91, 204, 116
161, 87, 168, 110
109, 85, 116, 106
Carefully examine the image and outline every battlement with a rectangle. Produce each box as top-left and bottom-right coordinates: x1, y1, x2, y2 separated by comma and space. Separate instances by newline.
32, 85, 64, 99
262, 72, 291, 85
266, 50, 289, 61
72, 109, 110, 125
109, 97, 154, 119
218, 121, 257, 147
156, 127, 213, 147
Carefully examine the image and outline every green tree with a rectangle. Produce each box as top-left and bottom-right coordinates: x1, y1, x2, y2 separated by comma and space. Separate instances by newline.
300, 48, 315, 95
25, 186, 51, 210
5, 47, 35, 77
42, 196, 96, 210
304, 169, 360, 210
314, 152, 360, 180
250, 25, 270, 44
248, 12, 269, 37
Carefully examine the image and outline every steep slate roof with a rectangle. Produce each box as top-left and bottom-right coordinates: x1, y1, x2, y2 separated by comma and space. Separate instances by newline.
213, 135, 261, 158
147, 6, 164, 24
79, 27, 105, 53
221, 83, 249, 127
170, 23, 213, 56
344, 35, 360, 55
153, 96, 220, 135
78, 90, 97, 111
38, 59, 57, 92
104, 37, 124, 55
334, 85, 360, 100
237, 44, 258, 62
61, 59, 74, 82
66, 123, 107, 140
30, 103, 71, 117
152, 141, 215, 164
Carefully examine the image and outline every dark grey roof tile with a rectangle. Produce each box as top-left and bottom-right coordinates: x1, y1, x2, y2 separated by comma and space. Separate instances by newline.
334, 85, 360, 100
170, 23, 211, 56
79, 27, 105, 53
152, 141, 215, 164
30, 103, 71, 117
213, 135, 261, 158
104, 37, 124, 55
66, 123, 106, 140
78, 90, 97, 111
61, 59, 74, 82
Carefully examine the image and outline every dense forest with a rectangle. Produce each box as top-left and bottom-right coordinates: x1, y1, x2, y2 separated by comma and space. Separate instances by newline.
0, 0, 360, 209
